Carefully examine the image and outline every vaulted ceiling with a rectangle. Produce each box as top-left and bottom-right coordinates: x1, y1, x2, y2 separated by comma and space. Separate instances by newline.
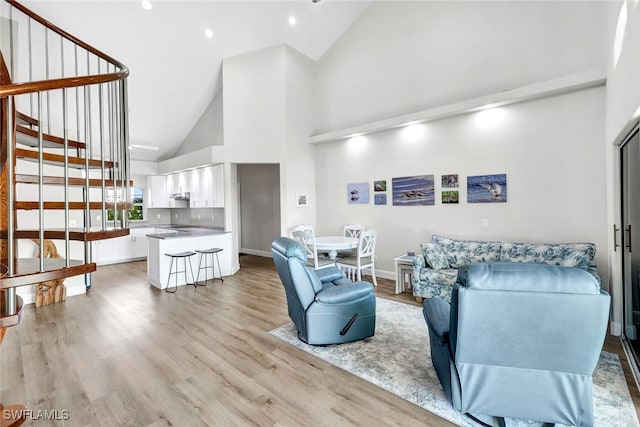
23, 0, 371, 161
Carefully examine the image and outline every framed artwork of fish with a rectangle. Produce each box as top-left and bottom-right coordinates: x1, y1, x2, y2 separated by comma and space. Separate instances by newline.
467, 174, 507, 203
392, 175, 435, 206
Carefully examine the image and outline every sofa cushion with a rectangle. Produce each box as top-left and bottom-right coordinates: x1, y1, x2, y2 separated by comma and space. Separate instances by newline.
421, 243, 450, 270
457, 262, 602, 295
562, 251, 590, 269
499, 242, 596, 266
432, 235, 500, 268
415, 268, 459, 302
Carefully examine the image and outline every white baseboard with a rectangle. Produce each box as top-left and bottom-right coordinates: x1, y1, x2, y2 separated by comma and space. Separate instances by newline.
19, 282, 86, 305
240, 248, 272, 258
611, 321, 623, 336
375, 269, 395, 281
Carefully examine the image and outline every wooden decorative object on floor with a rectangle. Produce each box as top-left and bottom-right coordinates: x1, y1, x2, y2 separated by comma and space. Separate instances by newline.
32, 240, 66, 308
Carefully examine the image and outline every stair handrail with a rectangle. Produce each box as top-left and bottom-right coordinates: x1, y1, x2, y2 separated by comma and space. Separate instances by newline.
0, 0, 129, 98
0, 0, 131, 291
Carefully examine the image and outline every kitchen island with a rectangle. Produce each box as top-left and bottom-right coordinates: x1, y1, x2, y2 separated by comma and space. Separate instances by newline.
146, 226, 232, 290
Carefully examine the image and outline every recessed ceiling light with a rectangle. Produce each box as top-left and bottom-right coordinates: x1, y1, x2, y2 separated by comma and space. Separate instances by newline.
289, 16, 297, 26
141, 0, 152, 11
204, 29, 214, 39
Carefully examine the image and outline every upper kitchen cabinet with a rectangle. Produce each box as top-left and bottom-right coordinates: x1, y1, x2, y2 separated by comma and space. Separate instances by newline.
213, 164, 225, 207
189, 168, 203, 207
147, 175, 170, 208
199, 164, 224, 208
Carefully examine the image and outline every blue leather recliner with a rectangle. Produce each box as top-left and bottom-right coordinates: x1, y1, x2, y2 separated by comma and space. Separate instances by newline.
272, 237, 376, 345
422, 262, 610, 427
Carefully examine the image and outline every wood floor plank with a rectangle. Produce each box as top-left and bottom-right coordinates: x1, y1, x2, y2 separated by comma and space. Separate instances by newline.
0, 255, 637, 426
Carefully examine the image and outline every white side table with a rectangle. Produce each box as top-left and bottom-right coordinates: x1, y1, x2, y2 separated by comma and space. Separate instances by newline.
393, 254, 416, 294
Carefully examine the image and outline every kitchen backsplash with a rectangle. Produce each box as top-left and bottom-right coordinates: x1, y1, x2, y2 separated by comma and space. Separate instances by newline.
147, 208, 225, 228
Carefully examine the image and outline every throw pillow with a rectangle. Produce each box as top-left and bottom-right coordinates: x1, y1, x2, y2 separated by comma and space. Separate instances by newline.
421, 243, 450, 270
562, 251, 590, 269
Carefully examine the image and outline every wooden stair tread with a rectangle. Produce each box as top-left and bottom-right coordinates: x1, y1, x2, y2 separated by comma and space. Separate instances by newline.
16, 148, 116, 169
0, 259, 95, 290
1, 228, 130, 241
15, 201, 133, 210
15, 174, 132, 187
16, 111, 38, 127
0, 294, 23, 329
0, 403, 27, 427
16, 125, 85, 149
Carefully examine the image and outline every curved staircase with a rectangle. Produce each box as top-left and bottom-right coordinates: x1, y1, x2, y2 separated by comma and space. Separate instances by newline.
0, 1, 130, 423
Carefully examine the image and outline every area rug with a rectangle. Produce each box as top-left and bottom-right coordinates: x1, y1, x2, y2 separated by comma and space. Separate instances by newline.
270, 297, 639, 427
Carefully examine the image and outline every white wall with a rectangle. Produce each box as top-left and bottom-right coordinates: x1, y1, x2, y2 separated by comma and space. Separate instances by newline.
315, 87, 608, 281
283, 46, 317, 233
315, 1, 611, 134
173, 89, 224, 157
223, 45, 316, 241
223, 45, 286, 163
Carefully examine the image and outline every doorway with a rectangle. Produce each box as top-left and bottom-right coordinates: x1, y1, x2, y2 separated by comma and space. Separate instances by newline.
621, 124, 640, 371
237, 164, 281, 257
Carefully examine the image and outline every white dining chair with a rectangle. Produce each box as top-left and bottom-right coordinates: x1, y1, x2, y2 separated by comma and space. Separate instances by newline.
290, 224, 314, 237
337, 224, 365, 258
336, 229, 378, 286
291, 230, 335, 270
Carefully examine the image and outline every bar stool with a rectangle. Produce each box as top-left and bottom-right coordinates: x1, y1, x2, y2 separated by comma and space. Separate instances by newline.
195, 248, 224, 286
165, 251, 196, 293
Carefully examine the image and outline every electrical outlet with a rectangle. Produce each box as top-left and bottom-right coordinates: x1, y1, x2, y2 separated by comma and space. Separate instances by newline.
175, 213, 178, 219
198, 214, 201, 220
481, 218, 489, 228
156, 213, 161, 219
96, 214, 101, 221
211, 215, 215, 221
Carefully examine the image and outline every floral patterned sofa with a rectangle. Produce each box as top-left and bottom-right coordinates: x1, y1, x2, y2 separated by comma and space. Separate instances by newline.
411, 234, 599, 302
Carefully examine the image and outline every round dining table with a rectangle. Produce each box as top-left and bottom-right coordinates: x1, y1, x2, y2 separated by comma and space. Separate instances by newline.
315, 236, 358, 260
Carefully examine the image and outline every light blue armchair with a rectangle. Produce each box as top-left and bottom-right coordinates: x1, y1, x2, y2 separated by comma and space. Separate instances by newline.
422, 262, 610, 426
271, 237, 376, 345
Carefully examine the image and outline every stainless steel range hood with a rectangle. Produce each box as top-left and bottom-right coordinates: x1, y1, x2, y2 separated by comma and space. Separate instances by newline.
170, 192, 190, 200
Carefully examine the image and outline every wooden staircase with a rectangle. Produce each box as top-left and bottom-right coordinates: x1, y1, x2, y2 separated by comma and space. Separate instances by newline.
0, 1, 130, 423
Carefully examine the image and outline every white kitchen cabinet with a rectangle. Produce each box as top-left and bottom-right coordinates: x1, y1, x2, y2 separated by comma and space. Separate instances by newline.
213, 164, 225, 207
201, 166, 214, 207
147, 175, 169, 208
92, 239, 114, 265
194, 165, 224, 208
93, 228, 153, 265
189, 168, 203, 207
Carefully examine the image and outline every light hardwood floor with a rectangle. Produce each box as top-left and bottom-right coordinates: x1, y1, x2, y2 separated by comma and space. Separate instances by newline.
1, 255, 638, 426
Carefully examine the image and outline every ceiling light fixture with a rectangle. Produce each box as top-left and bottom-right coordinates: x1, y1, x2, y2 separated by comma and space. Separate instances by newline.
140, 0, 152, 11
129, 144, 160, 151
204, 29, 214, 39
288, 16, 297, 26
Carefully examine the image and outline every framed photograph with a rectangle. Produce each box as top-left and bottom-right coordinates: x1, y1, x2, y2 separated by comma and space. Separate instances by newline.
392, 175, 435, 206
441, 174, 459, 188
374, 180, 387, 192
467, 174, 507, 203
295, 193, 309, 207
441, 190, 459, 204
374, 194, 387, 205
347, 182, 370, 204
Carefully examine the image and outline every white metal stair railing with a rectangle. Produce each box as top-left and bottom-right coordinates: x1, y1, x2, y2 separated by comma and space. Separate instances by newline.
0, 0, 130, 306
